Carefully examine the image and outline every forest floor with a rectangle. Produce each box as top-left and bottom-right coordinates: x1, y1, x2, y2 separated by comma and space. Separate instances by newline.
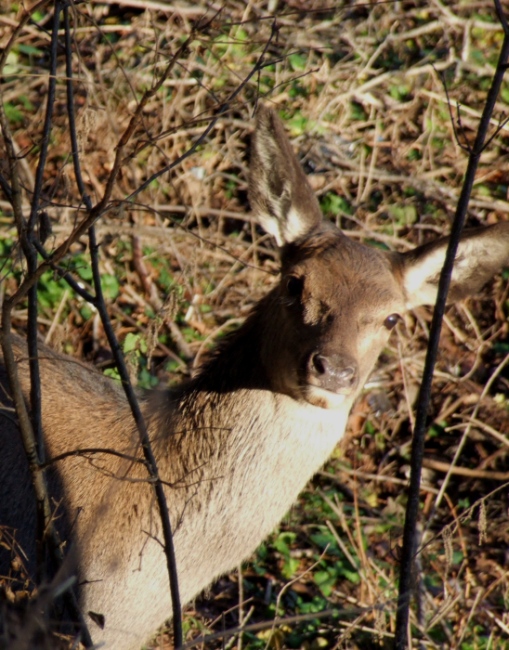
1, 1, 509, 648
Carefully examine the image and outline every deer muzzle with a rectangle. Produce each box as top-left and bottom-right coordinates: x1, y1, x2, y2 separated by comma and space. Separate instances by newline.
307, 352, 359, 394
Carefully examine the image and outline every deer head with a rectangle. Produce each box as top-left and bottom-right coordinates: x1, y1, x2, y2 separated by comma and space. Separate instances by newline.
248, 105, 509, 410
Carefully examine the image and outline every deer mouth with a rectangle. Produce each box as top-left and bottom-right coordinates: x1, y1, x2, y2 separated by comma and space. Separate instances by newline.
304, 384, 350, 409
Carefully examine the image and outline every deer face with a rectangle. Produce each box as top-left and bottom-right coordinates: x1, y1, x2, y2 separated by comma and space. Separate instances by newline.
260, 228, 405, 409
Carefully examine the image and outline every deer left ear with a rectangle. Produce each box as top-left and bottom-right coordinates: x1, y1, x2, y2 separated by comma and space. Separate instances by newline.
397, 222, 509, 309
248, 105, 323, 247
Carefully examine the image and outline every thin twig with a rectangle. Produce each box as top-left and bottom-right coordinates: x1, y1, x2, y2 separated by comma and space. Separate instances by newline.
62, 4, 187, 642
0, 2, 93, 644
180, 606, 370, 649
90, 219, 185, 645
125, 20, 279, 203
51, 21, 280, 643
393, 3, 509, 649
27, 0, 63, 484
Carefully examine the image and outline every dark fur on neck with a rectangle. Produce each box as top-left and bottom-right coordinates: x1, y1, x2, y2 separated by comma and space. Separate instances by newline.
171, 292, 277, 401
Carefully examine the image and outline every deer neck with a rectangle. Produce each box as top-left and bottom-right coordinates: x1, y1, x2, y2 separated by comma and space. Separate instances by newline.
148, 304, 349, 547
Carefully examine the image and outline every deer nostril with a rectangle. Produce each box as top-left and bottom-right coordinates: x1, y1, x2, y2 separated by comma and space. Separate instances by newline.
312, 353, 327, 375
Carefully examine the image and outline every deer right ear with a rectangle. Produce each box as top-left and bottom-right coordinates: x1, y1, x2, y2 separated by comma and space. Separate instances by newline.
398, 222, 509, 309
248, 106, 323, 247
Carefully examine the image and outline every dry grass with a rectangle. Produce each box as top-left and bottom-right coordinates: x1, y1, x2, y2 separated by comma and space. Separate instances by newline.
1, 1, 509, 648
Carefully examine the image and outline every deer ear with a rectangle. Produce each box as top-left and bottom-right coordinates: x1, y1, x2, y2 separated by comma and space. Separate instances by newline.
249, 105, 323, 247
399, 223, 509, 309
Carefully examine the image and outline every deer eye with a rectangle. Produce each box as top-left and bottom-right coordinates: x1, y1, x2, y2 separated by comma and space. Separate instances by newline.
286, 275, 304, 300
383, 313, 401, 330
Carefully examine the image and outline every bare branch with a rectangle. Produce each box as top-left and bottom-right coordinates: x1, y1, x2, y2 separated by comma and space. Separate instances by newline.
394, 3, 509, 648
0, 2, 93, 644
125, 20, 279, 203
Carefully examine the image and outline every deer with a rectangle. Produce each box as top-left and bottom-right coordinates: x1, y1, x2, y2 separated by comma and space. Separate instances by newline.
0, 105, 508, 650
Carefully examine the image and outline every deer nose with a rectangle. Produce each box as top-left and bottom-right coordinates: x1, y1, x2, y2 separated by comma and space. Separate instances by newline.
308, 353, 358, 393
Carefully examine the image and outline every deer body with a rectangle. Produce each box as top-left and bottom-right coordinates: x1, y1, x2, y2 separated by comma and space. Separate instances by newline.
0, 320, 351, 649
1, 107, 509, 649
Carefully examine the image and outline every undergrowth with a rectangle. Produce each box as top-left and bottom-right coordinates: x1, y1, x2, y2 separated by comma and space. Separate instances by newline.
1, 1, 509, 649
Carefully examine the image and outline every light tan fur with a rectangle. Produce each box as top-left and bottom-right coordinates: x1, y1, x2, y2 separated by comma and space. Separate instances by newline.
1, 106, 508, 649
